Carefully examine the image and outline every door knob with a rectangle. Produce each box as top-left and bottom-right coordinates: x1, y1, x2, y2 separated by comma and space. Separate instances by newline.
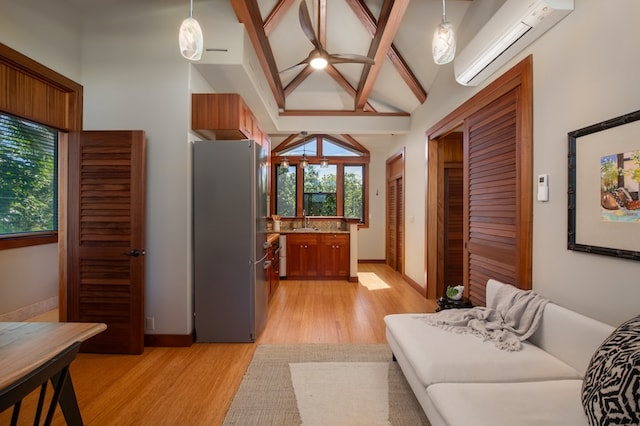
125, 249, 145, 257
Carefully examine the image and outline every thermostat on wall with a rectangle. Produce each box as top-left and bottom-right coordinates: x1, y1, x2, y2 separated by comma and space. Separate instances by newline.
537, 174, 549, 202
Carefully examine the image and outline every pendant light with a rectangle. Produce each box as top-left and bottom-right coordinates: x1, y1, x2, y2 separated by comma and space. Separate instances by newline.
280, 157, 290, 168
320, 156, 329, 168
432, 0, 456, 65
299, 131, 309, 168
179, 0, 203, 61
299, 153, 309, 169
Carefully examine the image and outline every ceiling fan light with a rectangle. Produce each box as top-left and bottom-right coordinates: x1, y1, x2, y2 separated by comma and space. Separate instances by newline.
432, 20, 456, 65
310, 56, 328, 70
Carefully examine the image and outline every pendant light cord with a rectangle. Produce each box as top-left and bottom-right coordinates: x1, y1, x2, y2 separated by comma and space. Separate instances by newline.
189, 0, 194, 18
441, 0, 446, 22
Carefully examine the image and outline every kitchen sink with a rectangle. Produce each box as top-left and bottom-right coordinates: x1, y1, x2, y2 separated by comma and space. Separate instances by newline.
291, 227, 320, 232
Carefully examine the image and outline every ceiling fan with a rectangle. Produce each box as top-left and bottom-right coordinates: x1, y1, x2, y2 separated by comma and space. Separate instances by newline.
280, 0, 375, 73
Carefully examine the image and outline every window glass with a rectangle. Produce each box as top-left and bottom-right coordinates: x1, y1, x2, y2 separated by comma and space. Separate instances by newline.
344, 165, 364, 222
275, 164, 296, 216
0, 113, 58, 236
303, 164, 337, 216
322, 138, 362, 156
280, 140, 316, 157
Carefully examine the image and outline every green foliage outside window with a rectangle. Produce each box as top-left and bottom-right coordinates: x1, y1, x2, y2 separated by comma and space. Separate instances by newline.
0, 113, 58, 236
344, 165, 363, 221
276, 164, 296, 217
303, 165, 337, 216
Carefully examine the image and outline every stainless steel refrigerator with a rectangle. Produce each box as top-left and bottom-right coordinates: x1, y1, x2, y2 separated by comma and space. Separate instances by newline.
193, 139, 269, 342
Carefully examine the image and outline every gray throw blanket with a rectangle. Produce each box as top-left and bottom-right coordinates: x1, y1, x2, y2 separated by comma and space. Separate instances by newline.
423, 284, 549, 351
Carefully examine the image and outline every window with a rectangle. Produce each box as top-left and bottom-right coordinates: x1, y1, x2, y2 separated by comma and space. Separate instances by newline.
344, 165, 364, 220
272, 134, 369, 225
303, 164, 337, 216
0, 113, 58, 237
276, 164, 297, 217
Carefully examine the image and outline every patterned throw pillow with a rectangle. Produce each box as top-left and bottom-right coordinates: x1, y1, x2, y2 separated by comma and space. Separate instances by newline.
581, 315, 640, 425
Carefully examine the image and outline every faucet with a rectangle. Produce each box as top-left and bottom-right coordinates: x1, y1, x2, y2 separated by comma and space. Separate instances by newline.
303, 209, 309, 228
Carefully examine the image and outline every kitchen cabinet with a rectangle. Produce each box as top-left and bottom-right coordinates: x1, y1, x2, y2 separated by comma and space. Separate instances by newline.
286, 234, 319, 278
286, 233, 349, 279
319, 234, 350, 278
267, 236, 280, 301
191, 93, 256, 140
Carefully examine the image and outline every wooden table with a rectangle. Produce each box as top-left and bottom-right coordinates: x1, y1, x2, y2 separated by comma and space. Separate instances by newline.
0, 322, 106, 423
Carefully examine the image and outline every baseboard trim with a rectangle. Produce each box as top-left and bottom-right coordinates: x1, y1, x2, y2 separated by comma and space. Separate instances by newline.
0, 296, 58, 321
144, 333, 193, 347
402, 273, 426, 298
358, 259, 385, 263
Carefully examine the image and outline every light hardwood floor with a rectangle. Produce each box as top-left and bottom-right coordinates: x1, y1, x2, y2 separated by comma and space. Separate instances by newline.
3, 263, 435, 426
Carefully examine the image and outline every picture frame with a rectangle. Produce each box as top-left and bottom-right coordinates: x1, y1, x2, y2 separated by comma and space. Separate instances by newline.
568, 109, 640, 261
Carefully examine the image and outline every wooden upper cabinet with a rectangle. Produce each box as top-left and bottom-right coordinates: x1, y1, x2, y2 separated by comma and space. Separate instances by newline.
192, 93, 256, 140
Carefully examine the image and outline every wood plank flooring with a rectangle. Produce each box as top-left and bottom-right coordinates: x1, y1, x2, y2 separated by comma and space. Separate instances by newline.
2, 263, 435, 426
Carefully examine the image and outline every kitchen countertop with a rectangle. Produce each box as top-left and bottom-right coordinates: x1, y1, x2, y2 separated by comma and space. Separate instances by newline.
277, 229, 350, 234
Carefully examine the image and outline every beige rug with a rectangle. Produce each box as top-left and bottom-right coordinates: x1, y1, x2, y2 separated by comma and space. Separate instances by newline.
223, 344, 429, 425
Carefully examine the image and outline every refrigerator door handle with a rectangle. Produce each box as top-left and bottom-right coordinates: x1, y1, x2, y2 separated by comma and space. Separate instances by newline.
263, 260, 272, 270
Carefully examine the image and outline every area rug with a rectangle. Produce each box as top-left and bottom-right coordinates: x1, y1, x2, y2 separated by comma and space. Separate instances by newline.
223, 344, 429, 425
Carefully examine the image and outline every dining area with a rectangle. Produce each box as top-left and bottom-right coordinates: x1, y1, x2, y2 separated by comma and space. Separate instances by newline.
0, 322, 106, 425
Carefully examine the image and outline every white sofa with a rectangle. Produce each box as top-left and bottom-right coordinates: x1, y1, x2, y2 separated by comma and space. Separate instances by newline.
384, 279, 615, 426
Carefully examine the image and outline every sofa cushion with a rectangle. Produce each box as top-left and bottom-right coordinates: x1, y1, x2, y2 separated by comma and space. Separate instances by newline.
385, 313, 581, 387
581, 315, 640, 426
427, 380, 587, 426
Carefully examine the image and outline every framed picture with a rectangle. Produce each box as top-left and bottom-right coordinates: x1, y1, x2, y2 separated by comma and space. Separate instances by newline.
568, 109, 640, 261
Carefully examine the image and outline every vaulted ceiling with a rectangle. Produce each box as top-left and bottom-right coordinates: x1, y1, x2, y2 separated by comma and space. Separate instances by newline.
231, 0, 470, 119
220, 0, 472, 140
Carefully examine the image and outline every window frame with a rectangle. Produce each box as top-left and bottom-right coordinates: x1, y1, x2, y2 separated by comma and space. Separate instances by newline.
271, 134, 370, 227
0, 42, 83, 250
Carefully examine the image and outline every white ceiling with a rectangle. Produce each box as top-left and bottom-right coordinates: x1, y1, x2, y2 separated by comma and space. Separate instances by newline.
58, 0, 474, 142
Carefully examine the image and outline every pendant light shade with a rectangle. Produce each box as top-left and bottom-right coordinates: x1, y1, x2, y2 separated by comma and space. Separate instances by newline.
299, 154, 309, 169
179, 0, 203, 61
432, 0, 456, 65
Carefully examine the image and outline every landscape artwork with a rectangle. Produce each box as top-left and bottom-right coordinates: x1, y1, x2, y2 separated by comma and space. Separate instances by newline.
600, 150, 640, 223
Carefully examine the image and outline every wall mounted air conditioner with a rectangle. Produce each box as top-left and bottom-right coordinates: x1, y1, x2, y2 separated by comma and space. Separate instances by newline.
454, 0, 574, 86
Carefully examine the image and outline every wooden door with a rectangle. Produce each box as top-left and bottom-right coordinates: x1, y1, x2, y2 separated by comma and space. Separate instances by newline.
386, 149, 404, 273
463, 87, 531, 306
67, 131, 146, 354
442, 165, 464, 295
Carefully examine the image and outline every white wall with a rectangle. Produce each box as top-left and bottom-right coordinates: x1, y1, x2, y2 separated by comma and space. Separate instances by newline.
388, 0, 640, 326
0, 0, 82, 318
79, 0, 239, 335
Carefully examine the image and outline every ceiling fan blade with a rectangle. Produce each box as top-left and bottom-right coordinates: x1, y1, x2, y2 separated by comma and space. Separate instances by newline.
279, 59, 309, 73
328, 53, 375, 65
298, 0, 322, 51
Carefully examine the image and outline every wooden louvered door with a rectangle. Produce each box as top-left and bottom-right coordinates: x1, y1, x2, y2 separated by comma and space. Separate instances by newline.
67, 131, 146, 354
442, 165, 463, 296
386, 180, 398, 269
463, 88, 531, 306
386, 150, 405, 272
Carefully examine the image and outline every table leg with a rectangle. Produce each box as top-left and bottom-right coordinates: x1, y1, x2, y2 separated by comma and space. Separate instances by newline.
50, 371, 83, 426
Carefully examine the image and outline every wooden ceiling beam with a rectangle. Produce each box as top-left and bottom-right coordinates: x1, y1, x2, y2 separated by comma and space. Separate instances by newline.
264, 0, 296, 37
345, 0, 426, 103
279, 110, 408, 116
284, 65, 314, 97
354, 0, 410, 111
231, 0, 286, 109
324, 65, 376, 112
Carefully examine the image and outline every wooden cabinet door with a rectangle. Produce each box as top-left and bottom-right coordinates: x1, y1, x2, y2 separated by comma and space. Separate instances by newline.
286, 234, 319, 278
320, 234, 349, 277
67, 131, 146, 354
